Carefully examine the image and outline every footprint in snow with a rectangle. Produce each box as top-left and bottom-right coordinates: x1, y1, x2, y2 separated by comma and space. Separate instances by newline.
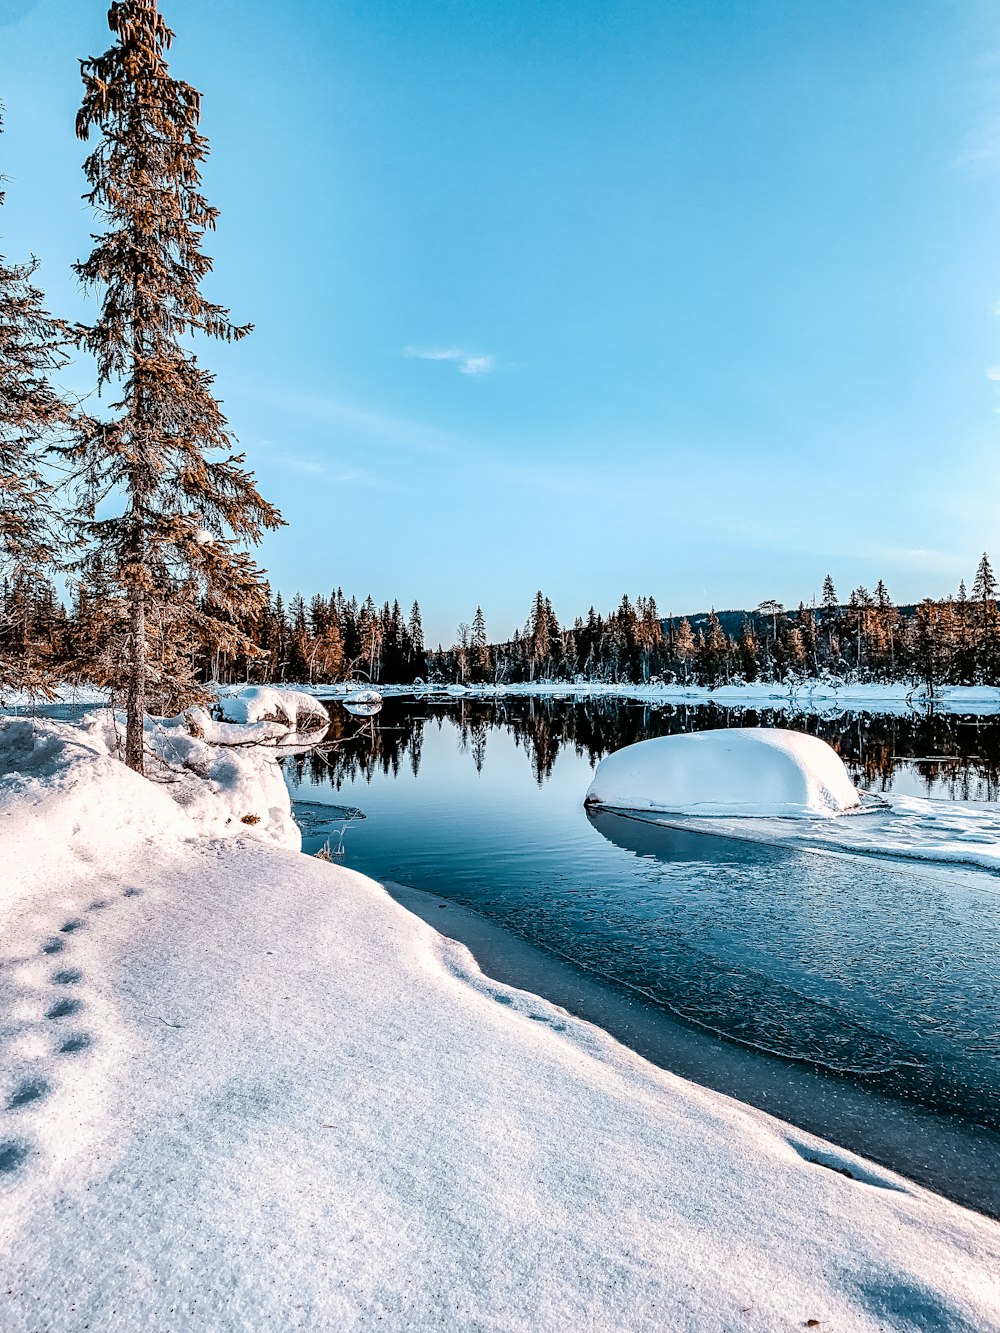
58, 1033, 92, 1055
41, 938, 65, 956
45, 998, 82, 1021
0, 1140, 29, 1175
527, 1011, 568, 1032
6, 1078, 50, 1111
59, 919, 85, 935
51, 969, 82, 986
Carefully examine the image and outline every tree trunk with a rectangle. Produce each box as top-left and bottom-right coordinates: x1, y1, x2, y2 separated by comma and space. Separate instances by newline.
125, 584, 146, 773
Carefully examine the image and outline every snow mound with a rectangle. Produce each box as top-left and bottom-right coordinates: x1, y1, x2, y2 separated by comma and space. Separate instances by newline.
586, 727, 861, 818
216, 686, 329, 732
343, 688, 382, 706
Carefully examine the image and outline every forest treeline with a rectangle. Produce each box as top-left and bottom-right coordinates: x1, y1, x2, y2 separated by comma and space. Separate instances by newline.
6, 556, 1000, 694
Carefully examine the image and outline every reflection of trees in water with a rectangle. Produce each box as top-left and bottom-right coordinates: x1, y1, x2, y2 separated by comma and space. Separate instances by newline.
288, 697, 1000, 799
286, 707, 428, 791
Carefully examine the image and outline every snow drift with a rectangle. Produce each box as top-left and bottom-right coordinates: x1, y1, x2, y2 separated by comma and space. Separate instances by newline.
0, 708, 299, 926
586, 727, 861, 818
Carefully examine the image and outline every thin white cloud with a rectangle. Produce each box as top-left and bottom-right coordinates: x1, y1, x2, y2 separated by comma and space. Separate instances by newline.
987, 367, 1000, 381
403, 345, 496, 377
266, 446, 375, 486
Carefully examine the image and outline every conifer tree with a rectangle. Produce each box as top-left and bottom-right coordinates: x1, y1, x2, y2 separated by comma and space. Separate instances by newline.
821, 575, 839, 660
672, 617, 696, 683
738, 620, 759, 681
700, 610, 729, 684
471, 605, 490, 682
407, 600, 425, 679
972, 553, 999, 683
954, 579, 974, 684
527, 591, 552, 679
70, 1, 282, 770
0, 106, 73, 696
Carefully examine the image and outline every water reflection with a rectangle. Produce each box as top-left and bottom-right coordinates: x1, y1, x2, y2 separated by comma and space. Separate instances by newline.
287, 695, 1000, 802
587, 807, 760, 864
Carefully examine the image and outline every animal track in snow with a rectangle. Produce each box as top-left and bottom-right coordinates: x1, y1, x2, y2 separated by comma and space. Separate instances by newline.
0, 1140, 29, 1175
7, 1078, 50, 1111
58, 1033, 92, 1055
5, 873, 146, 1176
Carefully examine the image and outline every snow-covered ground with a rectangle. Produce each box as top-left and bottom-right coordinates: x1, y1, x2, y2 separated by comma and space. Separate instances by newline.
215, 685, 331, 732
1, 711, 999, 1330
582, 723, 1000, 873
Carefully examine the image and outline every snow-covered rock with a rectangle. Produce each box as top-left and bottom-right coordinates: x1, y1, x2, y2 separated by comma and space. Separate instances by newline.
586, 727, 861, 818
216, 686, 330, 733
343, 688, 382, 705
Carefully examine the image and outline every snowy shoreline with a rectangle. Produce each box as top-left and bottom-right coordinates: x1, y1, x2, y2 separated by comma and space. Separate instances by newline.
385, 879, 1000, 1220
312, 678, 1000, 716
10, 676, 1000, 719
1, 713, 999, 1329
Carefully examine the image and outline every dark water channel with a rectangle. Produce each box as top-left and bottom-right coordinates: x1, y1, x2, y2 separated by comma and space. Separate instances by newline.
285, 696, 1000, 1212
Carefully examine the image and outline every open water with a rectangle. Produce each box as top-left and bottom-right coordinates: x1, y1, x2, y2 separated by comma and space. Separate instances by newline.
285, 695, 1000, 1134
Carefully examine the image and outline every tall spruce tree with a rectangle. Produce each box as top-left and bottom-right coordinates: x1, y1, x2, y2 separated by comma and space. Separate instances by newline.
972, 552, 999, 683
471, 605, 490, 682
0, 106, 72, 696
71, 1, 283, 771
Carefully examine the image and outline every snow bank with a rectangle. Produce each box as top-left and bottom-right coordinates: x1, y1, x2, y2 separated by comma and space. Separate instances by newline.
342, 688, 383, 717
215, 685, 329, 732
1, 719, 998, 1330
586, 727, 861, 818
0, 713, 298, 926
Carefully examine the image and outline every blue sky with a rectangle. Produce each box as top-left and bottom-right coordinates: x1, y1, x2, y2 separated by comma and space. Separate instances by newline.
2, 0, 1000, 644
